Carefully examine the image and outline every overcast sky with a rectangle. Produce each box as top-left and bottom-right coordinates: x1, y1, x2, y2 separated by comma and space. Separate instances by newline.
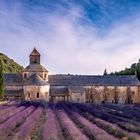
0, 0, 140, 75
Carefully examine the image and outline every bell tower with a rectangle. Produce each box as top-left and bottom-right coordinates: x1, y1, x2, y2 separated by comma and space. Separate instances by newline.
30, 47, 40, 64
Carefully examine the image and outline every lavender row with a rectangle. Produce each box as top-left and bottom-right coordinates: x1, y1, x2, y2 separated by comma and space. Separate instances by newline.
66, 103, 140, 140
0, 105, 12, 110
12, 107, 43, 140
56, 104, 88, 140
74, 103, 140, 135
0, 106, 35, 140
94, 104, 140, 121
61, 103, 118, 140
0, 106, 26, 124
0, 106, 17, 116
41, 105, 61, 140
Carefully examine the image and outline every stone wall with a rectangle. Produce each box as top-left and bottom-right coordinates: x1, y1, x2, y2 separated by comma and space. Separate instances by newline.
4, 85, 24, 100
129, 86, 140, 103
70, 92, 86, 103
22, 72, 48, 81
116, 86, 127, 103
23, 85, 49, 101
85, 86, 105, 103
4, 84, 140, 104
84, 86, 140, 104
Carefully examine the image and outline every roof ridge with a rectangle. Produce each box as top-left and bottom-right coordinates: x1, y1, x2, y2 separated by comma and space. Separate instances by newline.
30, 48, 40, 56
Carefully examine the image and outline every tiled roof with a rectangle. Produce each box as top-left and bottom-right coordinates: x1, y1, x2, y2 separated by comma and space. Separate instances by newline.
23, 64, 48, 72
4, 73, 23, 85
69, 86, 85, 93
48, 75, 140, 86
4, 89, 23, 96
24, 74, 48, 86
50, 86, 69, 95
4, 73, 140, 86
30, 48, 40, 56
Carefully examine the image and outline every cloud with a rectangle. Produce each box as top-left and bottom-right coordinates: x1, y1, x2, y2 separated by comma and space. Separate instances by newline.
0, 1, 140, 75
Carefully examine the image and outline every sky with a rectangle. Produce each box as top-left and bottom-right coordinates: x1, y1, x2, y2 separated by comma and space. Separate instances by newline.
1, 0, 140, 75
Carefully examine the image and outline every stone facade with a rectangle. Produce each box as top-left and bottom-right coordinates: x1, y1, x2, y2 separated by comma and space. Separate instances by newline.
3, 48, 140, 104
4, 48, 50, 101
84, 86, 140, 104
23, 85, 49, 101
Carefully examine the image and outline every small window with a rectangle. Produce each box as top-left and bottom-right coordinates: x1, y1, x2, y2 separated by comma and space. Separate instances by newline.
44, 73, 47, 79
28, 93, 30, 98
24, 73, 27, 79
37, 93, 39, 98
33, 61, 37, 63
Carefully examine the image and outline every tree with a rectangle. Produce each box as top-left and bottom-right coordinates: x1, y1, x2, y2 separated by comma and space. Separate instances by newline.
103, 69, 107, 76
0, 60, 4, 100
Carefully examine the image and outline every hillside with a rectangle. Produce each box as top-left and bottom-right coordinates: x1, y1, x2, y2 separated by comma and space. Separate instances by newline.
0, 52, 23, 73
110, 59, 140, 80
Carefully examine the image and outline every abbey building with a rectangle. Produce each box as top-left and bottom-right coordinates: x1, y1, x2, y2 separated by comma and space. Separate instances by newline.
4, 48, 140, 103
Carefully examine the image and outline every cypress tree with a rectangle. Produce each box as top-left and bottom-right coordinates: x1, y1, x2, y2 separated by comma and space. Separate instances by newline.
103, 69, 107, 76
0, 60, 4, 100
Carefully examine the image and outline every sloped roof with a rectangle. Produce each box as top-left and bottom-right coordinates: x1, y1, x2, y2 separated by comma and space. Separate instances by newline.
4, 73, 23, 85
24, 74, 48, 86
30, 48, 40, 56
4, 73, 140, 87
69, 86, 85, 93
4, 89, 23, 96
23, 64, 48, 72
50, 86, 69, 95
48, 75, 140, 86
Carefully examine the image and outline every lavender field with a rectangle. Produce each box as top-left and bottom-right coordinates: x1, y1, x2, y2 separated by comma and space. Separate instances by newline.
0, 102, 140, 140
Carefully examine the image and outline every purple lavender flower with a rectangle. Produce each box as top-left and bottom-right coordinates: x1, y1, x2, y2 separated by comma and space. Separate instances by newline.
62, 104, 118, 140
41, 107, 60, 140
0, 106, 35, 140
56, 104, 88, 140
0, 106, 25, 124
13, 107, 43, 140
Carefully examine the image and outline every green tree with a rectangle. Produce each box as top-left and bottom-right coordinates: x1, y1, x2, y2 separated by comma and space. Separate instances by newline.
0, 60, 4, 100
103, 69, 107, 76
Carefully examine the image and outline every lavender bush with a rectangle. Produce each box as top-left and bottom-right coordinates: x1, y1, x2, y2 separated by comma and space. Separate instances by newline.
0, 106, 35, 140
0, 106, 17, 115
94, 104, 140, 122
0, 105, 11, 110
56, 104, 88, 140
67, 103, 139, 140
62, 104, 118, 140
13, 107, 43, 140
41, 105, 61, 140
0, 102, 140, 140
74, 103, 140, 134
0, 106, 25, 124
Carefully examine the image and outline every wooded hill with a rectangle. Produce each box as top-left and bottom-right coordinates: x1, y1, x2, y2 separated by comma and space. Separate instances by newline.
110, 59, 140, 80
0, 53, 23, 73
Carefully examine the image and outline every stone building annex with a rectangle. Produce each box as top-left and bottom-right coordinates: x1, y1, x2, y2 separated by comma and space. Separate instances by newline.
4, 48, 140, 103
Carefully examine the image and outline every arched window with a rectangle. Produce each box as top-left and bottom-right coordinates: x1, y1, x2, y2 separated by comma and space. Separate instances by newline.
28, 93, 30, 98
44, 73, 47, 79
24, 73, 27, 79
37, 93, 39, 98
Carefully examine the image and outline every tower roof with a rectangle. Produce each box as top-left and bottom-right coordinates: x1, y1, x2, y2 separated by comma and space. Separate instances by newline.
30, 47, 40, 56
23, 64, 48, 72
24, 74, 48, 85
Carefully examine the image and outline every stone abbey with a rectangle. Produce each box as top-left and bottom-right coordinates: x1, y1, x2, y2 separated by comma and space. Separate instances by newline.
4, 48, 140, 103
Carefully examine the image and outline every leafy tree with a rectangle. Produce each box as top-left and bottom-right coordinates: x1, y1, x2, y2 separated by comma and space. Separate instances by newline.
109, 59, 140, 80
103, 69, 107, 76
0, 53, 23, 73
0, 60, 4, 100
